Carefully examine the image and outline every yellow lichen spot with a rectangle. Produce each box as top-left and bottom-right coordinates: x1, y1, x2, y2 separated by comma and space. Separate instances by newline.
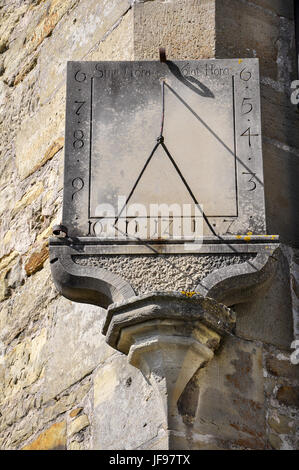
244, 231, 253, 242
238, 59, 243, 64
181, 291, 197, 298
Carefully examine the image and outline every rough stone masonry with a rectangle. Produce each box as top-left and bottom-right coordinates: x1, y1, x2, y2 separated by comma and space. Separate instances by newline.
0, 0, 298, 450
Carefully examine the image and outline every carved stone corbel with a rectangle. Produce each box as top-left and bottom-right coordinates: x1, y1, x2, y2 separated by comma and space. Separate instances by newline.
50, 250, 135, 309
102, 292, 236, 449
196, 246, 281, 307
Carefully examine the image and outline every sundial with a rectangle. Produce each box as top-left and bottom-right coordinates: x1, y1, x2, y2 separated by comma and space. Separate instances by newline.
62, 59, 266, 251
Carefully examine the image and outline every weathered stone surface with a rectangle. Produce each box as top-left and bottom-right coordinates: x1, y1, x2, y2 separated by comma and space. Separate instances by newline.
4, 328, 47, 394
193, 336, 265, 449
261, 85, 299, 153
0, 251, 21, 302
25, 244, 49, 276
12, 182, 44, 217
42, 381, 91, 423
263, 140, 299, 244
38, 0, 131, 103
266, 356, 299, 381
74, 254, 254, 296
69, 407, 83, 418
15, 84, 65, 180
87, 8, 133, 62
0, 185, 15, 218
93, 355, 163, 450
22, 421, 66, 450
104, 292, 236, 345
0, 261, 57, 344
42, 300, 113, 402
268, 413, 295, 435
249, 0, 294, 19
13, 52, 39, 87
68, 441, 84, 450
235, 250, 294, 349
134, 0, 215, 60
269, 432, 282, 450
68, 414, 89, 437
215, 0, 282, 80
2, 1, 78, 86
276, 386, 299, 408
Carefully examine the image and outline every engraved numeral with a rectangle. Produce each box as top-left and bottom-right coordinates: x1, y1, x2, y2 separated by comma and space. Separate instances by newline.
71, 177, 84, 200
241, 127, 259, 146
242, 172, 257, 191
73, 130, 84, 149
241, 97, 253, 115
240, 67, 251, 81
74, 101, 86, 116
75, 70, 86, 82
87, 220, 94, 236
221, 219, 235, 234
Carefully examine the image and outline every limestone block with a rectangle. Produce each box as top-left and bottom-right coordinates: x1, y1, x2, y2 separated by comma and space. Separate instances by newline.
0, 261, 57, 344
0, 81, 10, 120
12, 182, 44, 217
68, 441, 84, 450
0, 185, 15, 217
42, 381, 91, 423
2, 0, 78, 86
22, 421, 66, 450
262, 141, 299, 244
268, 413, 295, 435
25, 244, 49, 277
13, 52, 39, 87
93, 355, 163, 450
266, 355, 299, 381
70, 407, 83, 418
235, 250, 294, 349
86, 8, 134, 61
269, 432, 282, 450
68, 414, 89, 437
215, 0, 281, 80
42, 300, 114, 402
15, 87, 65, 180
192, 336, 265, 449
0, 251, 19, 273
0, 2, 28, 60
133, 0, 215, 60
276, 386, 299, 408
249, 0, 294, 20
4, 328, 47, 394
0, 251, 20, 302
261, 85, 299, 152
38, 0, 131, 103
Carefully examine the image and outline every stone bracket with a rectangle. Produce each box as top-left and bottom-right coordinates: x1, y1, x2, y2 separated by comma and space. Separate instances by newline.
49, 249, 135, 309
49, 236, 279, 310
101, 291, 236, 448
196, 246, 281, 306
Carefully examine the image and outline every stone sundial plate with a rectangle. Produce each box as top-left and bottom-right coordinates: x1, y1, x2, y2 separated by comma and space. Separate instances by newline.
63, 59, 266, 242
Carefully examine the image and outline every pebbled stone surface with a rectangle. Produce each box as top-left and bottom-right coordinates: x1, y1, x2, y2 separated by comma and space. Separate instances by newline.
72, 253, 255, 294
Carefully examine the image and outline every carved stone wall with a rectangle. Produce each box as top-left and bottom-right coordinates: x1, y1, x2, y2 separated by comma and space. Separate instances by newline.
0, 0, 298, 450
